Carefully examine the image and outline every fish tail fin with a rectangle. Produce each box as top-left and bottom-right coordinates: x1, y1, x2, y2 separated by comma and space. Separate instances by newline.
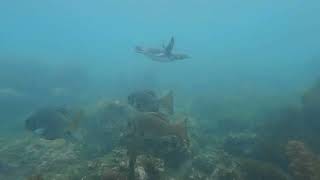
165, 37, 175, 55
159, 90, 174, 115
172, 118, 189, 144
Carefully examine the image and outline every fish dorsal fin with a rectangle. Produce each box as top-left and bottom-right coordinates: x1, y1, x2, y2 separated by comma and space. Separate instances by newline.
165, 37, 175, 55
159, 90, 174, 115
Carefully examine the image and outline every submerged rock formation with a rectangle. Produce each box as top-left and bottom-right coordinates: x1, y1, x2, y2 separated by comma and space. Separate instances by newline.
286, 140, 320, 180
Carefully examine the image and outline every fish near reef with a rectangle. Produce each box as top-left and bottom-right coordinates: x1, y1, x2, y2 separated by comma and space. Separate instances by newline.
128, 90, 174, 114
25, 107, 84, 140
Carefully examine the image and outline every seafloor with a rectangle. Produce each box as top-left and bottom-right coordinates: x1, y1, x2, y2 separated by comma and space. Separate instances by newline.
1, 79, 320, 180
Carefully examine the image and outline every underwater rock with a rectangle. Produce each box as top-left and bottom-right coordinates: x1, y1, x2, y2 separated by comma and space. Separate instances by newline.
135, 166, 147, 180
99, 149, 166, 180
0, 137, 85, 179
125, 134, 191, 169
286, 140, 320, 180
192, 153, 216, 174
183, 168, 207, 180
208, 151, 243, 180
182, 150, 243, 180
136, 155, 165, 180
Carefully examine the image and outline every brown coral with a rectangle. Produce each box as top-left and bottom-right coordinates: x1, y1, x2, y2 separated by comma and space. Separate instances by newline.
286, 140, 320, 180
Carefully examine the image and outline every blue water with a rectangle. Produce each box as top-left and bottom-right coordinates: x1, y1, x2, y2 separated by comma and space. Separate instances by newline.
0, 1, 320, 179
1, 1, 318, 113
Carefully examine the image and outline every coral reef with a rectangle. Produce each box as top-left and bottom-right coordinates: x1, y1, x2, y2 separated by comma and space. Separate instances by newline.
286, 140, 320, 180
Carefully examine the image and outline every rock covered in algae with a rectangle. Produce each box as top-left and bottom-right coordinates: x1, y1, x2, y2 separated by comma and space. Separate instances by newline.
182, 150, 244, 180
0, 136, 86, 179
286, 140, 320, 180
135, 155, 165, 180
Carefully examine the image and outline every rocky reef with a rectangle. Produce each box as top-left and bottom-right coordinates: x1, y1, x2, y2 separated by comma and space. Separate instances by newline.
188, 150, 244, 180
2, 80, 320, 180
0, 136, 84, 180
286, 140, 320, 180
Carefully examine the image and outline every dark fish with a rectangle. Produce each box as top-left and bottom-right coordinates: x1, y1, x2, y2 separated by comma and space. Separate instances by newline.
128, 90, 174, 114
25, 107, 83, 140
135, 37, 190, 62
